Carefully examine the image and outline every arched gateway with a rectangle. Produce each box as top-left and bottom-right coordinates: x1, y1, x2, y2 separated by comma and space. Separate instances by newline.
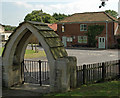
2, 21, 77, 92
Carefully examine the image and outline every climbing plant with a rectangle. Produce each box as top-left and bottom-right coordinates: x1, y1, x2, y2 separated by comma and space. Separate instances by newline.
86, 25, 104, 47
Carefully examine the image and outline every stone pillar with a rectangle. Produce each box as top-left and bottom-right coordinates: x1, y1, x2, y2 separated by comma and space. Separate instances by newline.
0, 57, 2, 97
50, 56, 77, 92
67, 56, 77, 88
0, 33, 2, 97
54, 58, 70, 92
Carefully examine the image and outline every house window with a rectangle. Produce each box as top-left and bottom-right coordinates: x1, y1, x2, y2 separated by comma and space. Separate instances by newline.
78, 36, 87, 43
80, 24, 87, 31
1, 35, 5, 40
67, 37, 73, 42
62, 25, 65, 32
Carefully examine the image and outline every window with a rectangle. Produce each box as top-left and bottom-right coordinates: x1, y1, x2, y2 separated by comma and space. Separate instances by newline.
78, 36, 87, 43
78, 36, 82, 43
103, 38, 104, 42
83, 36, 87, 43
1, 35, 5, 40
62, 25, 65, 32
67, 37, 73, 42
80, 24, 87, 31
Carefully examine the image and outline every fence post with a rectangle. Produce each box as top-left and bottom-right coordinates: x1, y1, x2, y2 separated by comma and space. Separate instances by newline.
102, 62, 106, 81
119, 60, 120, 77
39, 60, 42, 86
83, 65, 87, 84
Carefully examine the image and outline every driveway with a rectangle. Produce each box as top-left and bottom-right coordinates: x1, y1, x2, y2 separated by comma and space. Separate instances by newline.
66, 49, 120, 66
27, 46, 120, 66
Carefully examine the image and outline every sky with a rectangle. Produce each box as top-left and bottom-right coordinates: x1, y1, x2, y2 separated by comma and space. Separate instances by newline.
0, 0, 119, 26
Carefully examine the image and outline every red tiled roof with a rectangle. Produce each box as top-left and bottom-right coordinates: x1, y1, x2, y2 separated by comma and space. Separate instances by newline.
48, 23, 57, 31
59, 11, 118, 23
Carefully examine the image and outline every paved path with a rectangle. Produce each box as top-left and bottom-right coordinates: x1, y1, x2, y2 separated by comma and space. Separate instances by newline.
3, 83, 50, 96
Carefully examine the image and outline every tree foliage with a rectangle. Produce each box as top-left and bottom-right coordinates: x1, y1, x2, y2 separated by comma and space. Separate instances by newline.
86, 25, 104, 47
24, 10, 57, 23
105, 10, 118, 18
4, 25, 16, 31
52, 13, 68, 21
24, 10, 70, 23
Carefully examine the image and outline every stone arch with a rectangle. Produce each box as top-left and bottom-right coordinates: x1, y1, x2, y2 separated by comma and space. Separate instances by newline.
2, 21, 77, 92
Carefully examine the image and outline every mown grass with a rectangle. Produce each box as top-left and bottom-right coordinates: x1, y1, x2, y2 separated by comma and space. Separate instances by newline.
24, 49, 46, 59
45, 80, 120, 96
0, 48, 46, 59
0, 47, 4, 56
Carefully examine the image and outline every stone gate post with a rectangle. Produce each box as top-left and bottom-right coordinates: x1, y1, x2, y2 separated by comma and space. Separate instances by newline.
50, 56, 77, 92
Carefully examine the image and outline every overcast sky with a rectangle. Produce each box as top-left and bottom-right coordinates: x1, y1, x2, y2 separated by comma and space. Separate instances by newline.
0, 0, 119, 26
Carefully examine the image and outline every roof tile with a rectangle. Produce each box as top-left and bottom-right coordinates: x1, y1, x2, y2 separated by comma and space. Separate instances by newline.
59, 12, 118, 23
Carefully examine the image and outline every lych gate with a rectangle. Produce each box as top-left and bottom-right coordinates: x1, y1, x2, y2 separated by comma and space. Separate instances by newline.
2, 21, 77, 92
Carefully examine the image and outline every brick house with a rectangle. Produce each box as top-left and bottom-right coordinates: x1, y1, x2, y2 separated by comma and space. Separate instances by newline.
118, 17, 120, 24
57, 12, 119, 49
114, 17, 120, 44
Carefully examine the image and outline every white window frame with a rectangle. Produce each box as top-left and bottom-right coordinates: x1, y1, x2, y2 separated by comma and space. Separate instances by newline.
78, 36, 82, 43
1, 35, 5, 40
67, 37, 73, 42
80, 24, 87, 31
78, 36, 87, 43
83, 36, 87, 43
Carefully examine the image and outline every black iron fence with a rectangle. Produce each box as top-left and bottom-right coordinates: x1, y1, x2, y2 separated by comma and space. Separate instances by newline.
77, 60, 120, 86
21, 60, 49, 86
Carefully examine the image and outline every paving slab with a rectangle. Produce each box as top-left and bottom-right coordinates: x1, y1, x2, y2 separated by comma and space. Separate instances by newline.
2, 83, 50, 96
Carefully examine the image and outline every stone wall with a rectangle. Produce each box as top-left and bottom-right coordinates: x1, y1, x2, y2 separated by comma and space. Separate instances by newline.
0, 57, 2, 97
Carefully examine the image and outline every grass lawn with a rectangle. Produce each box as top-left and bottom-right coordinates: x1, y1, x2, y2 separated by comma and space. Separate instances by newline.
0, 48, 46, 59
24, 49, 46, 59
0, 47, 4, 56
45, 80, 120, 96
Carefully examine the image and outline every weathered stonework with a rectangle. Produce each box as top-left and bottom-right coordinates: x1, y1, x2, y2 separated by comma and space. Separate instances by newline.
2, 21, 77, 92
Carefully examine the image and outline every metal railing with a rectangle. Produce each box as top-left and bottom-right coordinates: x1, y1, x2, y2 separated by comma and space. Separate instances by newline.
77, 60, 120, 86
21, 60, 49, 86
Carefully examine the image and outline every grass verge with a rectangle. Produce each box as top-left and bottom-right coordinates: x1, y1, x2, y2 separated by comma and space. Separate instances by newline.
0, 47, 4, 56
0, 48, 46, 59
24, 49, 46, 59
45, 80, 120, 96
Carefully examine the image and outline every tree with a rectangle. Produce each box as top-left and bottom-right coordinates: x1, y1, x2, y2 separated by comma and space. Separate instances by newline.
24, 10, 57, 23
4, 25, 16, 31
105, 10, 118, 18
52, 13, 68, 21
86, 25, 104, 47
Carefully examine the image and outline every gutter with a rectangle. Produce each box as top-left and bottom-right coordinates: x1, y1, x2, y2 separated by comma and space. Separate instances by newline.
57, 21, 118, 24
106, 21, 108, 49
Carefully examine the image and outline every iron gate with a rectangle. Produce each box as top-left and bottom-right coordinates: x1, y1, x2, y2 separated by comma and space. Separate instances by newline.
21, 60, 49, 86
